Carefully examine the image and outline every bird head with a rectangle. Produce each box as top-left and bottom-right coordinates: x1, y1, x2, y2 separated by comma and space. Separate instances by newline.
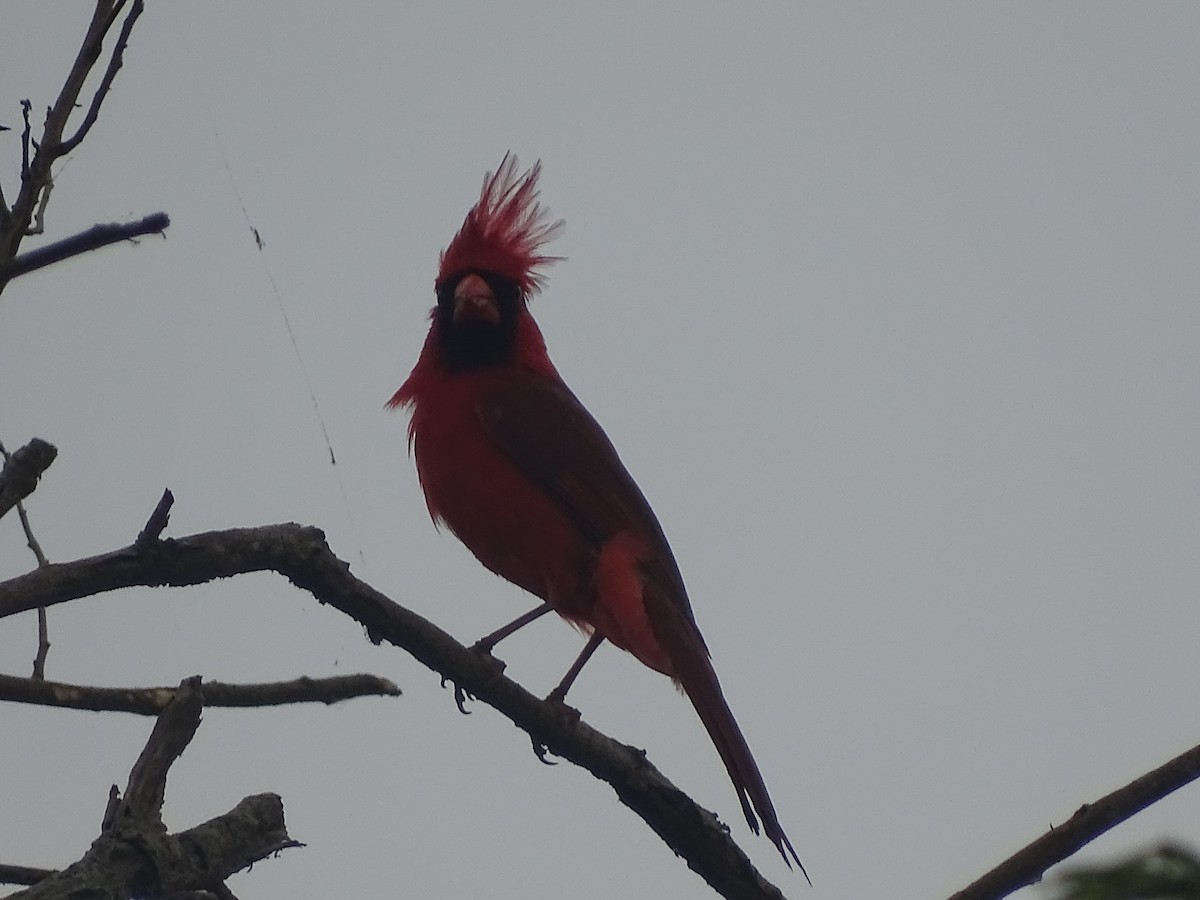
432, 153, 564, 371
389, 155, 564, 414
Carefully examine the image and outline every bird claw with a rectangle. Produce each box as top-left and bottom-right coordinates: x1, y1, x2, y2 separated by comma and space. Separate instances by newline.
453, 682, 473, 714
441, 642, 507, 714
440, 675, 475, 714
531, 735, 557, 765
529, 696, 581, 764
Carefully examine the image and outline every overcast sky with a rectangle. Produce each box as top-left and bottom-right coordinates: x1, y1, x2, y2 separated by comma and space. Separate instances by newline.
2, 4, 1199, 899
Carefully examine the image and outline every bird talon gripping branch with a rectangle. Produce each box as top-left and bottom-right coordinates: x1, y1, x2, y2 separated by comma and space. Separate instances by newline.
439, 675, 474, 715
453, 684, 473, 715
530, 736, 558, 766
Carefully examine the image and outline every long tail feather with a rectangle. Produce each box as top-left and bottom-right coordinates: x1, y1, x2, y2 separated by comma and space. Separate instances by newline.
678, 653, 809, 881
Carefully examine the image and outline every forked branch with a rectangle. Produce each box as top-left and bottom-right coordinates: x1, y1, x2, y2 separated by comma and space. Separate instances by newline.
0, 524, 787, 900
3, 677, 300, 899
0, 0, 154, 294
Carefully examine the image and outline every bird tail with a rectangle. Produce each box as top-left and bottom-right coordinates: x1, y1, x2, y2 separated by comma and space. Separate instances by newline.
678, 652, 809, 880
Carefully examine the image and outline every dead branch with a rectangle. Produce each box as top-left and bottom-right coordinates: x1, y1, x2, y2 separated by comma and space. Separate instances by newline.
0, 672, 400, 715
0, 524, 786, 900
946, 740, 1200, 900
0, 438, 57, 521
1, 213, 169, 281
0, 438, 55, 676
1, 0, 147, 293
30, 605, 49, 679
136, 488, 174, 544
4, 677, 300, 900
0, 865, 54, 888
57, 0, 144, 157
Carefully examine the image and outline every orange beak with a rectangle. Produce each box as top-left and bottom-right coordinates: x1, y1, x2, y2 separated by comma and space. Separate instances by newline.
452, 273, 500, 325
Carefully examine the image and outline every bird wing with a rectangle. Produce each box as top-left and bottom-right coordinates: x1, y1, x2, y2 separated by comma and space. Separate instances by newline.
476, 368, 704, 641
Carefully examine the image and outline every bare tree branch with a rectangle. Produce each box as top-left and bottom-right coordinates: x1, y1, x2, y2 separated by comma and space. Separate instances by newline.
0, 672, 400, 715
1, 0, 147, 293
26, 174, 52, 237
946, 740, 1200, 900
0, 865, 54, 887
0, 438, 57, 521
136, 488, 174, 544
15, 501, 49, 569
0, 438, 55, 676
31, 605, 50, 679
4, 677, 300, 900
58, 0, 143, 156
19, 99, 33, 181
0, 524, 787, 900
1, 213, 169, 280
122, 674, 203, 819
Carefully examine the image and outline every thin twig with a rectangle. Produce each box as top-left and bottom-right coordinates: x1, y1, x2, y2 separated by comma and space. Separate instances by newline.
14, 501, 50, 568
20, 99, 33, 179
13, 490, 51, 677
0, 671, 400, 715
0, 439, 54, 676
26, 170, 52, 236
101, 785, 120, 832
59, 0, 144, 155
32, 607, 50, 679
136, 487, 174, 544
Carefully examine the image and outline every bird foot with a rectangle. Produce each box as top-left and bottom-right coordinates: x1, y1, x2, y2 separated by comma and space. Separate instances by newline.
440, 675, 476, 714
441, 643, 507, 714
528, 691, 583, 764
531, 735, 557, 765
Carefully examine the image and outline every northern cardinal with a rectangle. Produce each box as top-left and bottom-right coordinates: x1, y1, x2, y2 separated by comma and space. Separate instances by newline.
390, 154, 803, 872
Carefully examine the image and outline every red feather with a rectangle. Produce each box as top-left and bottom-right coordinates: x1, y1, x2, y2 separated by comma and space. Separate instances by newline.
391, 155, 805, 876
437, 152, 564, 296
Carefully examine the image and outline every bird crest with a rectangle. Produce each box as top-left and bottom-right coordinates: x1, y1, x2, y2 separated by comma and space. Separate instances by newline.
437, 153, 565, 297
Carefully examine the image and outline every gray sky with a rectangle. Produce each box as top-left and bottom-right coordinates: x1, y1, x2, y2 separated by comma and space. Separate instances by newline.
2, 3, 1199, 898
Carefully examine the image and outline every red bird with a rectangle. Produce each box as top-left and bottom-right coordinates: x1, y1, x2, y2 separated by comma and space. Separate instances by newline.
390, 154, 803, 872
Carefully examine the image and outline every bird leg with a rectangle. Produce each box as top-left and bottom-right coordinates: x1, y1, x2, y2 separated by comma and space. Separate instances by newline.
530, 632, 604, 764
447, 607, 552, 714
471, 602, 553, 654
451, 603, 555, 716
546, 631, 604, 705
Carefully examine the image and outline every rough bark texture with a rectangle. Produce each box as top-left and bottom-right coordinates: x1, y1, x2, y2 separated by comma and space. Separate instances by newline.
5, 678, 299, 900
